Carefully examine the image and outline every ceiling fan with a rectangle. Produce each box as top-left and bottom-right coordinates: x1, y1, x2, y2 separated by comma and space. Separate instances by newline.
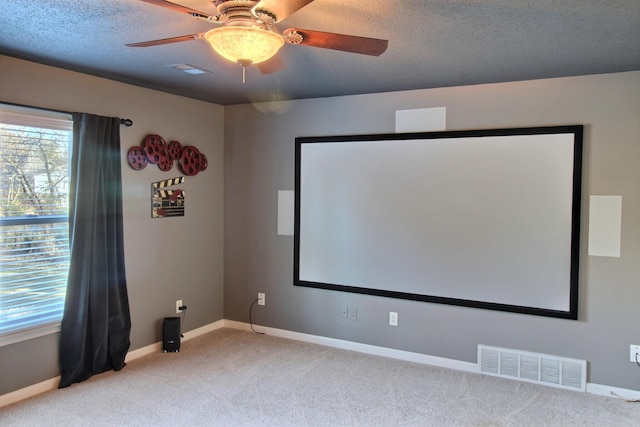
127, 0, 388, 80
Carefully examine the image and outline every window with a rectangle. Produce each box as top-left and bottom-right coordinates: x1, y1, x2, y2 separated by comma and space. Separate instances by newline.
0, 104, 72, 346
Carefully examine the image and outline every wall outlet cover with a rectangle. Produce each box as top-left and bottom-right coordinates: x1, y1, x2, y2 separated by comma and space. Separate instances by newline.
340, 306, 348, 319
389, 311, 398, 326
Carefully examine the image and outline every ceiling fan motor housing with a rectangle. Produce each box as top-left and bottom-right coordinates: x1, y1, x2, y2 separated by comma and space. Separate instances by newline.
213, 0, 279, 24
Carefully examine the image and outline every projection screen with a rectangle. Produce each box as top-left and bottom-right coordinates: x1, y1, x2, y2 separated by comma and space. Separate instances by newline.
294, 126, 583, 319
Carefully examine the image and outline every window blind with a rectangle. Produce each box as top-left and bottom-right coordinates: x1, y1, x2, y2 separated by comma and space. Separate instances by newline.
0, 103, 72, 345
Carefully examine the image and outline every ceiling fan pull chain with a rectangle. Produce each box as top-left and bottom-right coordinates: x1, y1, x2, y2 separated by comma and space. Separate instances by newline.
238, 59, 253, 84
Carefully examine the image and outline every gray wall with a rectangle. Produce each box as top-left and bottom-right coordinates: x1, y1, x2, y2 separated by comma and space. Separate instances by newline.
0, 55, 225, 395
224, 71, 640, 390
1, 54, 638, 396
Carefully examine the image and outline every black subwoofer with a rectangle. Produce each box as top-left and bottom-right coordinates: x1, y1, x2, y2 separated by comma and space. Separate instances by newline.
162, 316, 181, 353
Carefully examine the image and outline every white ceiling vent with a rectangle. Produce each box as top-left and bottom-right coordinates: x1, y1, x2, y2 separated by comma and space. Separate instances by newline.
166, 64, 211, 75
478, 345, 586, 392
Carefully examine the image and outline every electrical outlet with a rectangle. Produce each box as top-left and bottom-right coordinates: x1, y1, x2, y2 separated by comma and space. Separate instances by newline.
340, 306, 348, 319
176, 299, 182, 314
349, 307, 357, 321
258, 292, 265, 306
630, 345, 640, 362
389, 311, 398, 326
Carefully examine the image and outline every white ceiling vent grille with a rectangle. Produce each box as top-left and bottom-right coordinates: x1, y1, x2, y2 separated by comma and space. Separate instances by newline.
478, 345, 586, 392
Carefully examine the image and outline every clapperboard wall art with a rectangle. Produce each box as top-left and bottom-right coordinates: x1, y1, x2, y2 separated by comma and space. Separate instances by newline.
152, 176, 185, 218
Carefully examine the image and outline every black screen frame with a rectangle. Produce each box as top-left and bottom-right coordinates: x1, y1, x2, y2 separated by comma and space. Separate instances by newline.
294, 125, 583, 319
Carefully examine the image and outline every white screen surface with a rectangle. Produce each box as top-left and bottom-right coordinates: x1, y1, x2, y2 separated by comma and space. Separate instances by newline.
295, 127, 582, 318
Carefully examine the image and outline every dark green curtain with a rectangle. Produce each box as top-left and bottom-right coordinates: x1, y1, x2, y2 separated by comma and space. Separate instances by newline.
58, 113, 131, 388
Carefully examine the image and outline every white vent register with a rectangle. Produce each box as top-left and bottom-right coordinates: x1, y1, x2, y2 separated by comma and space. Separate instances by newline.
478, 345, 586, 392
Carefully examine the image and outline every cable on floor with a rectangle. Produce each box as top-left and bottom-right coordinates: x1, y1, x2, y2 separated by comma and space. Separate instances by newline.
179, 306, 187, 338
249, 298, 265, 335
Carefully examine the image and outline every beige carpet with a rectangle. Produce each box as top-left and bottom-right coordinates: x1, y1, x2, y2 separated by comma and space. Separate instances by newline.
2, 328, 639, 426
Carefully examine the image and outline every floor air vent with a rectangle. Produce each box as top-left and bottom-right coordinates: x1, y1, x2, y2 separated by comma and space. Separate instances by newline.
478, 345, 586, 392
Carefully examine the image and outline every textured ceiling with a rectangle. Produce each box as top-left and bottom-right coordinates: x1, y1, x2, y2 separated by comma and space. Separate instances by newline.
1, 0, 639, 105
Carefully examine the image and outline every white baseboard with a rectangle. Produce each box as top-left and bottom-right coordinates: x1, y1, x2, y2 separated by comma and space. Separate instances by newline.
0, 320, 226, 408
3, 319, 638, 407
223, 320, 478, 373
587, 383, 640, 401
0, 376, 60, 408
124, 319, 226, 363
223, 321, 640, 400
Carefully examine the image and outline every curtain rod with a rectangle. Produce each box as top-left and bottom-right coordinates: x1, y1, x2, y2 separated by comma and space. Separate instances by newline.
1, 100, 134, 127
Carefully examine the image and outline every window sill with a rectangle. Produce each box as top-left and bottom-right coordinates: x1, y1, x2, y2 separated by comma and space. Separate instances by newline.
0, 323, 61, 347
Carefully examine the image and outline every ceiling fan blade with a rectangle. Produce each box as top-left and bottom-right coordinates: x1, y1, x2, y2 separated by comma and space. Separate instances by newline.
126, 33, 205, 47
137, 0, 219, 22
256, 54, 286, 74
284, 28, 388, 56
253, 0, 314, 23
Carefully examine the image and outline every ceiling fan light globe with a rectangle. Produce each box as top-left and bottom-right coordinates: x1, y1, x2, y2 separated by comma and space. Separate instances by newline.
204, 26, 284, 65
